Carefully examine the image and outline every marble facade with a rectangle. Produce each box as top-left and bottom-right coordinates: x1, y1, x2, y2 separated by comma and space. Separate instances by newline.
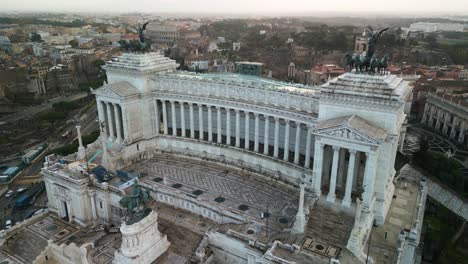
42, 52, 412, 262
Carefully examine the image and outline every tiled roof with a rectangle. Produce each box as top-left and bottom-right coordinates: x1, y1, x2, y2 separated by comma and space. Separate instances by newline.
315, 115, 387, 141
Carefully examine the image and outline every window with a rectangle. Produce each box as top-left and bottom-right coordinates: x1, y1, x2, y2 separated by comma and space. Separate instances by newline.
100, 201, 103, 209
137, 144, 139, 151
384, 232, 388, 240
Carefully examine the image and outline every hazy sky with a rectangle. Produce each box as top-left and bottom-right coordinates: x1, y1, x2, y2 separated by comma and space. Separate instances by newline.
3, 0, 468, 15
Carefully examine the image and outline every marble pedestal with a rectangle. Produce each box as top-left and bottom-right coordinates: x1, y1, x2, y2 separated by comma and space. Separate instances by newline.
113, 210, 170, 264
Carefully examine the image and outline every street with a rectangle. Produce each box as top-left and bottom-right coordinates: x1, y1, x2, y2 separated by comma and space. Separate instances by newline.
0, 92, 89, 124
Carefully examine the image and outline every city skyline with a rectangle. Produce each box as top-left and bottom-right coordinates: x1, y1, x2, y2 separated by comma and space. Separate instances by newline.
3, 0, 468, 15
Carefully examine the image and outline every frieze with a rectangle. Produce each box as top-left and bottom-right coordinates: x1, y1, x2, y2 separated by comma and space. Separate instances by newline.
315, 127, 382, 145
155, 77, 318, 114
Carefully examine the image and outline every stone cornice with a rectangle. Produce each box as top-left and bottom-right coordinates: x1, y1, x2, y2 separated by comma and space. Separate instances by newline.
320, 93, 404, 112
426, 93, 468, 119
155, 76, 319, 114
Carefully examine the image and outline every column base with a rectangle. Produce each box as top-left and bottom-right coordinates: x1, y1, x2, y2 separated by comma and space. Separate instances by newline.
326, 194, 336, 203
342, 198, 351, 208
77, 146, 86, 160
312, 189, 321, 198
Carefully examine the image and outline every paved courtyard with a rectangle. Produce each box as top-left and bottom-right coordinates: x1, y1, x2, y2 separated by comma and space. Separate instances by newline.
0, 215, 79, 263
404, 124, 468, 178
127, 155, 300, 227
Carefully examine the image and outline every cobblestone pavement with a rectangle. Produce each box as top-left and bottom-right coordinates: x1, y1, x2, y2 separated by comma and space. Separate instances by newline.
404, 124, 468, 178
127, 156, 299, 215
404, 125, 458, 157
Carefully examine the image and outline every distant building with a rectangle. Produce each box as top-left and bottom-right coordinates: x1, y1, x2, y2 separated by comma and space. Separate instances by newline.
354, 35, 367, 54
43, 34, 74, 45
236, 61, 262, 76
459, 70, 468, 80
146, 23, 179, 46
409, 22, 465, 32
0, 35, 11, 52
29, 65, 48, 95
232, 42, 241, 51
288, 62, 296, 79
421, 93, 468, 146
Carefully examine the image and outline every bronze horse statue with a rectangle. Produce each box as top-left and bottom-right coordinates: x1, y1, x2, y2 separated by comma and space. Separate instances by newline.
119, 184, 151, 223
344, 53, 355, 71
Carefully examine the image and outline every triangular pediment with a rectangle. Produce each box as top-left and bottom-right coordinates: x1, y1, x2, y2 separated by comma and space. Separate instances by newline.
93, 86, 121, 98
313, 115, 387, 145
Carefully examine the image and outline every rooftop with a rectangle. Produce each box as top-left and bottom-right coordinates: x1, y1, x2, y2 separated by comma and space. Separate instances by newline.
314, 115, 388, 143
322, 72, 411, 102
164, 72, 318, 96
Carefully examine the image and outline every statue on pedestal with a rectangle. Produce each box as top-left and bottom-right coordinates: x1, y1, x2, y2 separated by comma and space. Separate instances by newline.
118, 21, 151, 53
119, 184, 151, 225
114, 183, 170, 264
344, 26, 389, 74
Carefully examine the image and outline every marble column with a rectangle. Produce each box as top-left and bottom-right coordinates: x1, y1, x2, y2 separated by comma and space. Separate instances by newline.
304, 126, 312, 168
312, 142, 324, 196
337, 148, 346, 188
97, 101, 108, 137
89, 192, 97, 220
263, 115, 270, 155
442, 113, 450, 135
217, 106, 222, 143
208, 106, 213, 142
67, 202, 73, 224
458, 121, 466, 144
121, 106, 128, 143
114, 105, 122, 143
244, 112, 250, 150
399, 131, 406, 152
327, 146, 340, 203
294, 123, 301, 164
107, 102, 115, 140
198, 104, 204, 140
291, 183, 306, 234
421, 103, 429, 124
235, 110, 240, 147
153, 100, 160, 135
76, 125, 86, 160
435, 110, 442, 131
254, 113, 260, 152
189, 103, 195, 139
283, 120, 290, 161
180, 102, 186, 137
162, 101, 168, 135
450, 116, 458, 139
342, 150, 356, 208
170, 101, 177, 136
226, 108, 232, 145
362, 151, 377, 209
273, 117, 280, 158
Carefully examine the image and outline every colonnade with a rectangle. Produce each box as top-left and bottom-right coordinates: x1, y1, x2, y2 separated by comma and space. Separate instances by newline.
98, 101, 125, 143
156, 100, 314, 168
422, 102, 467, 145
313, 143, 376, 209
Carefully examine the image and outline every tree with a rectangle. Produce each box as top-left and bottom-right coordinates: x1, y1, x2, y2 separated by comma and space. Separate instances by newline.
30, 32, 43, 43
69, 39, 79, 48
425, 34, 438, 50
